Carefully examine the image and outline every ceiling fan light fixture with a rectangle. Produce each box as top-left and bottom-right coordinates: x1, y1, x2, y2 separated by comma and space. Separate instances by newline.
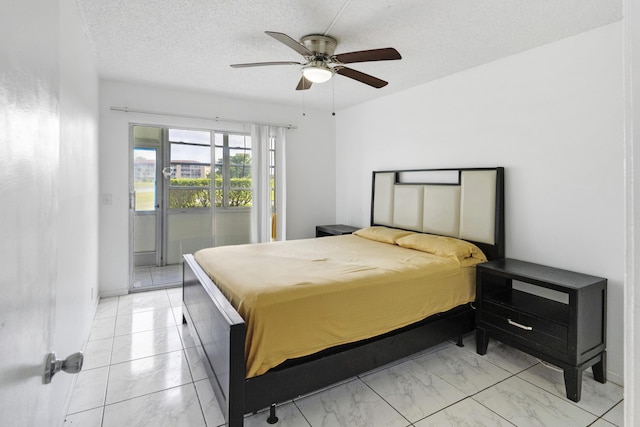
231, 32, 401, 90
302, 63, 333, 83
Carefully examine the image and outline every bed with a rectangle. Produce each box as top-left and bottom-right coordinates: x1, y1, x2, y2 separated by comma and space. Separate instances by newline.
182, 167, 505, 426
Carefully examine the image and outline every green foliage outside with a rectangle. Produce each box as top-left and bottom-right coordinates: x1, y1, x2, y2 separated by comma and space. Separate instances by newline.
229, 153, 251, 179
169, 177, 252, 208
134, 181, 155, 211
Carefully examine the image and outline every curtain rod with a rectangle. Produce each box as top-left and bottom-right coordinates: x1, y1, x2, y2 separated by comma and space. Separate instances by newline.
109, 106, 297, 130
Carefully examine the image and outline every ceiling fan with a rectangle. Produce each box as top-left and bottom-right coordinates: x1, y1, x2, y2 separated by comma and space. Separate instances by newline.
230, 31, 402, 90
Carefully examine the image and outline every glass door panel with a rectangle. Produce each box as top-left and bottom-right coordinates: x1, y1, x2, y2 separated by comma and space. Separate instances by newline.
166, 129, 213, 264
133, 147, 157, 211
133, 146, 159, 268
213, 133, 252, 246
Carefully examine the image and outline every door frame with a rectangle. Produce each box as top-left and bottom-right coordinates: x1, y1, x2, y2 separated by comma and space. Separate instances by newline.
129, 124, 166, 289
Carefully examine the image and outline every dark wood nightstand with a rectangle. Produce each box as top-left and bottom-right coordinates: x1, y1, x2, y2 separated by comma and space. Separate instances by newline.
315, 224, 359, 237
475, 258, 607, 402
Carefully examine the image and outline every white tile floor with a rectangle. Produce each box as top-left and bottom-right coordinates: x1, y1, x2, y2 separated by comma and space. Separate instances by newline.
133, 265, 183, 290
64, 289, 624, 427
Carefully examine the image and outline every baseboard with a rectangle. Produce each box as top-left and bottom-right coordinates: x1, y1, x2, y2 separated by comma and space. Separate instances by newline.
607, 369, 624, 387
99, 289, 129, 299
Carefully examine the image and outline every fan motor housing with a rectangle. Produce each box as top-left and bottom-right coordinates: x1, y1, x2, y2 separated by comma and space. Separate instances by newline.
301, 35, 337, 58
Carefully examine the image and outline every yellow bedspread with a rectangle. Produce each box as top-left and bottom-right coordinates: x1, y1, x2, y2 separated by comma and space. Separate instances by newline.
194, 234, 482, 378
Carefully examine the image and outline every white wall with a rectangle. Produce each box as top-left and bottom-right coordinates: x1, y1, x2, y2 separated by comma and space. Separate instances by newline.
335, 22, 625, 384
99, 81, 336, 296
57, 0, 100, 407
624, 0, 640, 422
0, 0, 99, 425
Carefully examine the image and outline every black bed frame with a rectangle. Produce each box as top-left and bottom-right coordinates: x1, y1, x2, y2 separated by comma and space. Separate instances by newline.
182, 167, 505, 426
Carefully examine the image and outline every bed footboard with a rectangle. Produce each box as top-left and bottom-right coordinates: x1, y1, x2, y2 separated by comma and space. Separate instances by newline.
184, 252, 475, 426
182, 254, 246, 426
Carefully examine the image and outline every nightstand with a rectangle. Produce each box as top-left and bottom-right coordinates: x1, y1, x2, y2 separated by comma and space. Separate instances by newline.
475, 258, 607, 402
315, 224, 359, 237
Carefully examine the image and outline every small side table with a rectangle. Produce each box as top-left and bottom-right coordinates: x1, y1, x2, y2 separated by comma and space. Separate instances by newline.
475, 258, 607, 402
315, 224, 359, 237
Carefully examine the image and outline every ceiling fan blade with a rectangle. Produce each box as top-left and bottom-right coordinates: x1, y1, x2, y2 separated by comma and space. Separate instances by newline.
296, 76, 313, 91
230, 61, 301, 68
335, 67, 388, 88
265, 31, 314, 57
333, 48, 401, 64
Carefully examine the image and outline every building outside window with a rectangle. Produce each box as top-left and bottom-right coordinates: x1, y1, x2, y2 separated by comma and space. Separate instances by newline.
168, 130, 267, 210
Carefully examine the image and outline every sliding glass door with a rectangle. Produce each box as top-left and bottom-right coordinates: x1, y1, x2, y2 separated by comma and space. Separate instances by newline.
130, 125, 271, 291
130, 126, 215, 290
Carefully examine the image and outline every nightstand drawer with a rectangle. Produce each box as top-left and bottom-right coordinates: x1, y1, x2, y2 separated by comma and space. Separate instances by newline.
481, 300, 568, 339
480, 309, 568, 354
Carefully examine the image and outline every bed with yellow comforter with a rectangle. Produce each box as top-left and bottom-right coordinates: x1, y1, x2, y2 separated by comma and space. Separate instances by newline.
194, 226, 486, 378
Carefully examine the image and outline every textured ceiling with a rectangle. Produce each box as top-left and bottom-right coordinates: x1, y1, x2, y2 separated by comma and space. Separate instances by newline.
75, 0, 621, 111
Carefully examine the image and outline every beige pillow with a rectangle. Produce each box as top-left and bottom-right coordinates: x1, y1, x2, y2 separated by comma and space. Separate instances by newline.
354, 226, 414, 244
395, 233, 487, 262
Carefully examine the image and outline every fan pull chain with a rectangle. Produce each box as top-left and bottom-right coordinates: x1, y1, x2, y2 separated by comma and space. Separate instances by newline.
332, 78, 336, 116
302, 85, 306, 116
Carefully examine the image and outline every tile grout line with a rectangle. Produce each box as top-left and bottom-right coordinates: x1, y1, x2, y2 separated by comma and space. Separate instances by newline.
408, 362, 520, 426
457, 339, 623, 424
102, 383, 197, 417
513, 365, 622, 420
290, 399, 314, 427
100, 365, 110, 426
191, 378, 214, 427
599, 399, 624, 426
357, 375, 414, 426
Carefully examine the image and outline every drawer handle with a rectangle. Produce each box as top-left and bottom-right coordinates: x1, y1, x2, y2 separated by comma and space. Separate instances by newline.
508, 319, 533, 331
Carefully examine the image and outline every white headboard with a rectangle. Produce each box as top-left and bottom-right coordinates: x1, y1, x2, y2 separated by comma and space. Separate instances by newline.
371, 168, 505, 260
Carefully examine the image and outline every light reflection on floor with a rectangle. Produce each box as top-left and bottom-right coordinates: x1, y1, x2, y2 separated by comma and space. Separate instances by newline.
133, 264, 182, 290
